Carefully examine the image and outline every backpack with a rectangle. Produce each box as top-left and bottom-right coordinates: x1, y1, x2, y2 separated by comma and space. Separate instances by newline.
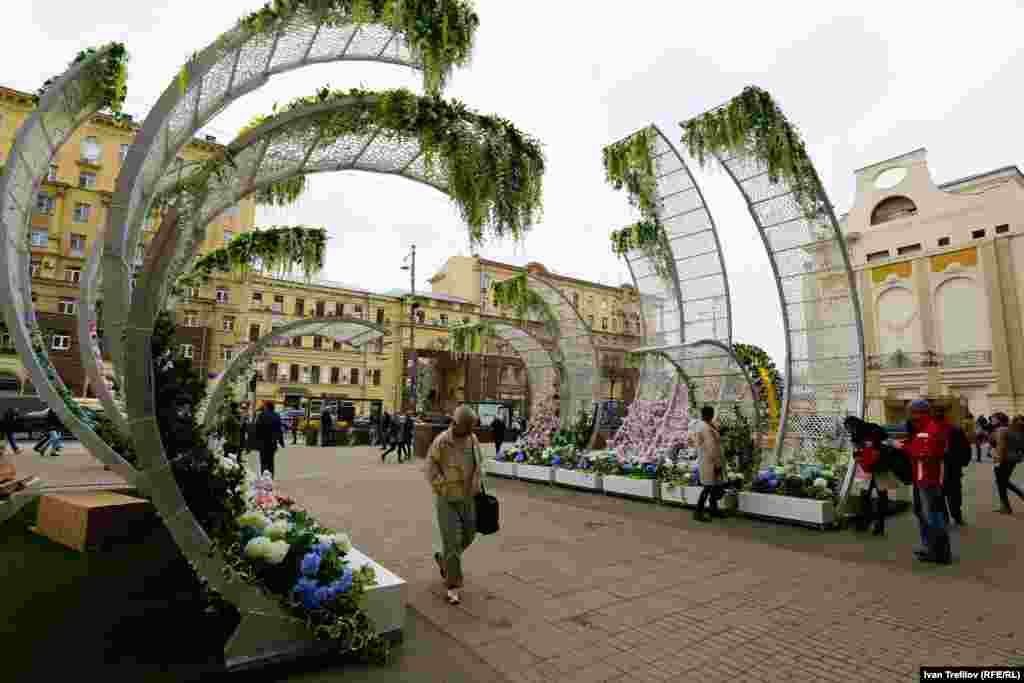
1006, 429, 1024, 464
947, 427, 972, 468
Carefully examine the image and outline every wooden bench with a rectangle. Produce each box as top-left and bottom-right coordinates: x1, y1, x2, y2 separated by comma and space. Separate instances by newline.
32, 491, 152, 552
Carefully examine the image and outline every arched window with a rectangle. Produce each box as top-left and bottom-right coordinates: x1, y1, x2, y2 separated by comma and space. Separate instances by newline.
81, 136, 101, 162
870, 196, 917, 225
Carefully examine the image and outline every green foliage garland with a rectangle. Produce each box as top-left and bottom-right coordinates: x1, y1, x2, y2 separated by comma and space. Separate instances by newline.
448, 321, 493, 357
174, 226, 327, 291
235, 0, 480, 95
680, 86, 824, 220
489, 273, 559, 338
603, 128, 674, 283
731, 341, 782, 426
256, 175, 309, 207
36, 43, 130, 113
166, 88, 545, 246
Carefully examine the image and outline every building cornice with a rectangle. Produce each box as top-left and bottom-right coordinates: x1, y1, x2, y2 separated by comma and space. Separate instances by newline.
477, 257, 636, 295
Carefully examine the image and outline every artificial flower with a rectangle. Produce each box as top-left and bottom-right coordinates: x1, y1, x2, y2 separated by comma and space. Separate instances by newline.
244, 536, 272, 561
238, 511, 270, 530
318, 533, 352, 553
813, 478, 828, 489
301, 551, 322, 577
266, 520, 290, 540
294, 577, 321, 609
265, 540, 290, 565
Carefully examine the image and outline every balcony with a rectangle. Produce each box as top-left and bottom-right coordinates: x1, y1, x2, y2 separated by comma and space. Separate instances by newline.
868, 350, 993, 370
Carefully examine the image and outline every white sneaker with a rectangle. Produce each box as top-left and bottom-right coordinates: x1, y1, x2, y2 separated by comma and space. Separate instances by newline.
445, 589, 460, 605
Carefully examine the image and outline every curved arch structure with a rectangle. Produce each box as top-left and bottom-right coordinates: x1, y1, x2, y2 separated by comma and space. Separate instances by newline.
100, 7, 426, 404
711, 148, 865, 465
201, 317, 387, 431
0, 47, 140, 488
611, 126, 762, 450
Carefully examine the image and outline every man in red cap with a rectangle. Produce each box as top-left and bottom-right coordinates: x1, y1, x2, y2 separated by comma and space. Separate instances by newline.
906, 399, 951, 563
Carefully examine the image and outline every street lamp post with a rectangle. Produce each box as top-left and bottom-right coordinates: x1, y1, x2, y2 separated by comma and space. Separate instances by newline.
402, 245, 417, 412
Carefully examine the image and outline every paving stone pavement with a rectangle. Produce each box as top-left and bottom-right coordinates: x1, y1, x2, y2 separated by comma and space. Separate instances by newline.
15, 442, 1024, 682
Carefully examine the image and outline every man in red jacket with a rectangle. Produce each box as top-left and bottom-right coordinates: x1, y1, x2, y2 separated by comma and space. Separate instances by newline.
906, 399, 951, 564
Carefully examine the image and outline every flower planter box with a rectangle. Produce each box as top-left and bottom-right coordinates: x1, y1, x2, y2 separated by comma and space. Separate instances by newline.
660, 484, 702, 506
517, 464, 554, 483
737, 492, 835, 528
347, 547, 406, 639
555, 469, 603, 491
603, 475, 659, 500
486, 459, 518, 479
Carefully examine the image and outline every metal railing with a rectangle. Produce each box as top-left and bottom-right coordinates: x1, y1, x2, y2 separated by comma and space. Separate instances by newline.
868, 350, 993, 370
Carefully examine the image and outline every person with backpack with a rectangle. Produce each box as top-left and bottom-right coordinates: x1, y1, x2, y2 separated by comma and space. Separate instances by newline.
845, 416, 909, 536
992, 413, 1024, 514
906, 399, 951, 564
933, 404, 971, 526
252, 401, 285, 477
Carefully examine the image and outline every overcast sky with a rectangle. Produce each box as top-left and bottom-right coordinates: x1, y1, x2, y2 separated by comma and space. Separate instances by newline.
7, 1, 1024, 364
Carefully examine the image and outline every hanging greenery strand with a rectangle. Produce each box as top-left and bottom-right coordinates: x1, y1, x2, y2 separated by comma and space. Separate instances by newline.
256, 175, 309, 207
36, 43, 130, 113
174, 226, 327, 292
680, 86, 824, 220
234, 0, 479, 95
602, 128, 675, 283
489, 273, 559, 338
448, 321, 494, 358
163, 88, 545, 246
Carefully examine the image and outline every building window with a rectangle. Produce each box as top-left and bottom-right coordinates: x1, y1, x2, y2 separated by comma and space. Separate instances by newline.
31, 261, 41, 277
866, 250, 889, 262
47, 164, 58, 182
602, 317, 608, 330
373, 369, 381, 386
416, 310, 425, 324
310, 366, 321, 384
353, 304, 363, 319
333, 340, 342, 351
313, 335, 323, 349
36, 192, 55, 214
572, 292, 579, 307
937, 237, 950, 247
51, 334, 71, 351
301, 366, 311, 383
316, 300, 326, 317
30, 230, 48, 247
870, 196, 917, 225
0, 334, 12, 349
215, 287, 228, 303
120, 144, 129, 162
184, 286, 198, 299
73, 202, 91, 223
294, 298, 305, 316
70, 233, 86, 256
179, 344, 194, 359
184, 312, 199, 327
336, 302, 344, 317
350, 368, 360, 385
290, 364, 300, 382
292, 336, 302, 348
330, 367, 341, 385
64, 267, 81, 284
376, 308, 385, 325
222, 315, 235, 332
252, 291, 263, 305
221, 346, 234, 361
440, 313, 448, 326
273, 295, 284, 313
249, 324, 260, 342
896, 243, 922, 256
996, 224, 1010, 234
972, 229, 986, 239
78, 171, 96, 189
80, 136, 101, 162
58, 298, 77, 315
267, 362, 278, 381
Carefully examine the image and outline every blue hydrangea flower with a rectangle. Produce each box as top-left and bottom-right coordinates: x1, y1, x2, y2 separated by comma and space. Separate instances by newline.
315, 585, 334, 606
623, 463, 633, 472
551, 456, 561, 466
645, 464, 658, 475
312, 542, 332, 556
301, 551, 322, 578
515, 453, 526, 463
294, 577, 321, 609
331, 567, 354, 595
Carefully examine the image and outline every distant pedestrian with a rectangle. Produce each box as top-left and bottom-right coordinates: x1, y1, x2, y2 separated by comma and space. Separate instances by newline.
253, 401, 285, 478
320, 406, 335, 447
240, 415, 250, 456
693, 405, 724, 522
381, 416, 402, 463
976, 415, 991, 462
933, 404, 971, 525
906, 399, 951, 564
379, 412, 392, 450
292, 414, 300, 445
491, 416, 506, 459
34, 409, 63, 457
399, 414, 415, 462
426, 405, 483, 605
992, 414, 1024, 515
2, 408, 20, 453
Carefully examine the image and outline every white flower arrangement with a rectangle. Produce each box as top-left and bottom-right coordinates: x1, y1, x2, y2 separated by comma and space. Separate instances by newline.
317, 533, 353, 553
813, 477, 828, 489
243, 537, 290, 564
265, 520, 291, 540
238, 511, 270, 530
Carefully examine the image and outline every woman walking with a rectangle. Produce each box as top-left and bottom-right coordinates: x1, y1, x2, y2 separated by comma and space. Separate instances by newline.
693, 405, 725, 522
992, 413, 1024, 514
381, 415, 402, 463
2, 408, 20, 453
425, 406, 483, 605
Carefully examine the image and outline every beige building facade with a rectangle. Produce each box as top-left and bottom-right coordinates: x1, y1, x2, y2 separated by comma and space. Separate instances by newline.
841, 148, 1024, 419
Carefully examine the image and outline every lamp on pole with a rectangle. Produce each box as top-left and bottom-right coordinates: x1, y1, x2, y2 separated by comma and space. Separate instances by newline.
401, 245, 417, 412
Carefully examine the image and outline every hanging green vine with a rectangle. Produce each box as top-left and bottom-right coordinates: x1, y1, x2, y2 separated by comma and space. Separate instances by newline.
602, 128, 675, 283
680, 86, 823, 219
174, 226, 327, 291
489, 273, 559, 338
256, 175, 309, 207
234, 0, 479, 95
448, 321, 494, 358
163, 88, 544, 245
36, 43, 129, 112
732, 341, 782, 429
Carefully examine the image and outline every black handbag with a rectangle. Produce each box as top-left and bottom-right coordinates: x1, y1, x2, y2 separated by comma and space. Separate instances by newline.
475, 478, 499, 535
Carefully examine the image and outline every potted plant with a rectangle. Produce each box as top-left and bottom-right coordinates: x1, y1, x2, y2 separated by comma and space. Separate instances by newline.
553, 448, 602, 491
602, 451, 661, 499
518, 447, 556, 483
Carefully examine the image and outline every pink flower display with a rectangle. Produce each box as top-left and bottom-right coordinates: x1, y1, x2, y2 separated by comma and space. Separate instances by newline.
518, 399, 561, 456
609, 382, 690, 461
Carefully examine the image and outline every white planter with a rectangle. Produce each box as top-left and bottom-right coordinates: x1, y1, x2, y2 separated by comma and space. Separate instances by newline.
517, 464, 554, 483
737, 492, 835, 527
486, 459, 519, 478
660, 484, 702, 506
555, 469, 603, 490
603, 475, 659, 499
346, 548, 406, 637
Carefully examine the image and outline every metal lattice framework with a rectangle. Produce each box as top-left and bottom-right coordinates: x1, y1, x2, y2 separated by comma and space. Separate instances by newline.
615, 126, 763, 449
200, 317, 387, 431
95, 6, 427, 420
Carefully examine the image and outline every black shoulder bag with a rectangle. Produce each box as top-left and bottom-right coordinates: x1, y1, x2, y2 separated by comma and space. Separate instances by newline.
474, 444, 500, 535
